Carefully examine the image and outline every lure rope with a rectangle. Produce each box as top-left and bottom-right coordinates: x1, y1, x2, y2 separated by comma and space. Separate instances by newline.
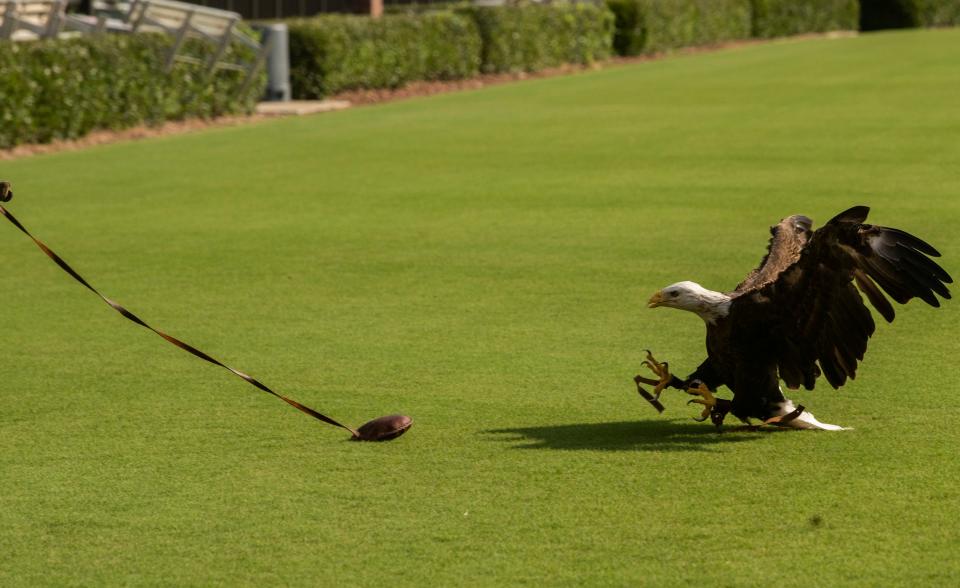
0, 187, 358, 437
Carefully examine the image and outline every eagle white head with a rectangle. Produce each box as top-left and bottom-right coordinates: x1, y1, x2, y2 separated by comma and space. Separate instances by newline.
648, 281, 731, 324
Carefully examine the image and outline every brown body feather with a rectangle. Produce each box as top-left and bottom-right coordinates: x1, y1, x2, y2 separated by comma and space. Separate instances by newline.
734, 214, 813, 293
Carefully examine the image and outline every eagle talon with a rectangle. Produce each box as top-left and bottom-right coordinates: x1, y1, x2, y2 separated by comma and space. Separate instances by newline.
685, 382, 718, 423
640, 350, 672, 401
633, 350, 675, 413
685, 381, 715, 405
692, 410, 710, 423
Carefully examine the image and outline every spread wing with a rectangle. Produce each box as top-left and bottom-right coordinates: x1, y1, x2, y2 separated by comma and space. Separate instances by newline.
737, 206, 952, 390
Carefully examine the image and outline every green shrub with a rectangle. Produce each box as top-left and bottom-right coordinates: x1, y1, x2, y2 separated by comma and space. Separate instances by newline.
750, 0, 859, 38
917, 0, 960, 25
860, 0, 960, 30
287, 12, 481, 99
606, 0, 751, 56
0, 33, 265, 149
384, 1, 465, 15
458, 3, 615, 74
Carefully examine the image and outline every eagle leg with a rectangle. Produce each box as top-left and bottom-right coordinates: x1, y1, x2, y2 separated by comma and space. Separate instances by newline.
634, 350, 678, 413
686, 385, 734, 429
639, 350, 673, 401
685, 381, 716, 422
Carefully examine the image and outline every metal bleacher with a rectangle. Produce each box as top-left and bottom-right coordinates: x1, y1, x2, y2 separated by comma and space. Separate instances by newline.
0, 0, 68, 41
1, 0, 269, 97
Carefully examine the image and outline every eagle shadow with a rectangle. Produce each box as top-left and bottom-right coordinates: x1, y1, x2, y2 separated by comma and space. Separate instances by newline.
484, 419, 791, 452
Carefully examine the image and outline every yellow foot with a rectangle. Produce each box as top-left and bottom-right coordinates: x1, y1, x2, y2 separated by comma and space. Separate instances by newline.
685, 381, 716, 422
635, 350, 672, 401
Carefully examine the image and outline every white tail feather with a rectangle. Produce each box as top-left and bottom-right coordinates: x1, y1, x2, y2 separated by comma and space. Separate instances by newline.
772, 399, 848, 431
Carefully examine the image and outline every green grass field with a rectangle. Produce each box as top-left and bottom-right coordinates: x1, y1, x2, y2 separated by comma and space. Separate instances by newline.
2, 28, 959, 586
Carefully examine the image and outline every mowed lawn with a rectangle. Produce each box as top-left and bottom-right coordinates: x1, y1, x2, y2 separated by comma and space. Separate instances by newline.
2, 28, 959, 586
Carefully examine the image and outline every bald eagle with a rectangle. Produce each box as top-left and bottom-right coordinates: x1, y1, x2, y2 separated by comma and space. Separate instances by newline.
636, 206, 952, 430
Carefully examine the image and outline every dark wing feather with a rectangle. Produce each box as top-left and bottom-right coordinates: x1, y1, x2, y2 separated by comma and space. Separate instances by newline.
734, 214, 814, 293
742, 206, 952, 390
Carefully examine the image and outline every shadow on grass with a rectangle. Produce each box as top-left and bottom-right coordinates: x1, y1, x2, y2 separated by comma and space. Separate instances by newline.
484, 419, 791, 452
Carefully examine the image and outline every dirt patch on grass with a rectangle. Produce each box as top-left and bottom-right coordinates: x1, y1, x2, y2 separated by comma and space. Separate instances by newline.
0, 31, 856, 162
0, 114, 272, 161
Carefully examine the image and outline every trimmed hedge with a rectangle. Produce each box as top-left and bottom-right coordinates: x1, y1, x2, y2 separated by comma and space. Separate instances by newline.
384, 1, 464, 15
916, 0, 960, 25
606, 0, 751, 56
287, 12, 481, 99
751, 0, 859, 38
0, 33, 265, 149
458, 3, 615, 73
860, 0, 960, 30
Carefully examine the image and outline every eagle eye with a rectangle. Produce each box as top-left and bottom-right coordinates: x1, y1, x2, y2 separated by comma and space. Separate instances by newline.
670, 291, 679, 298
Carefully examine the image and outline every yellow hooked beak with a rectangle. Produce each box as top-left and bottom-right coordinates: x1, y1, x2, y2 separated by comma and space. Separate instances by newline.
648, 290, 665, 308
